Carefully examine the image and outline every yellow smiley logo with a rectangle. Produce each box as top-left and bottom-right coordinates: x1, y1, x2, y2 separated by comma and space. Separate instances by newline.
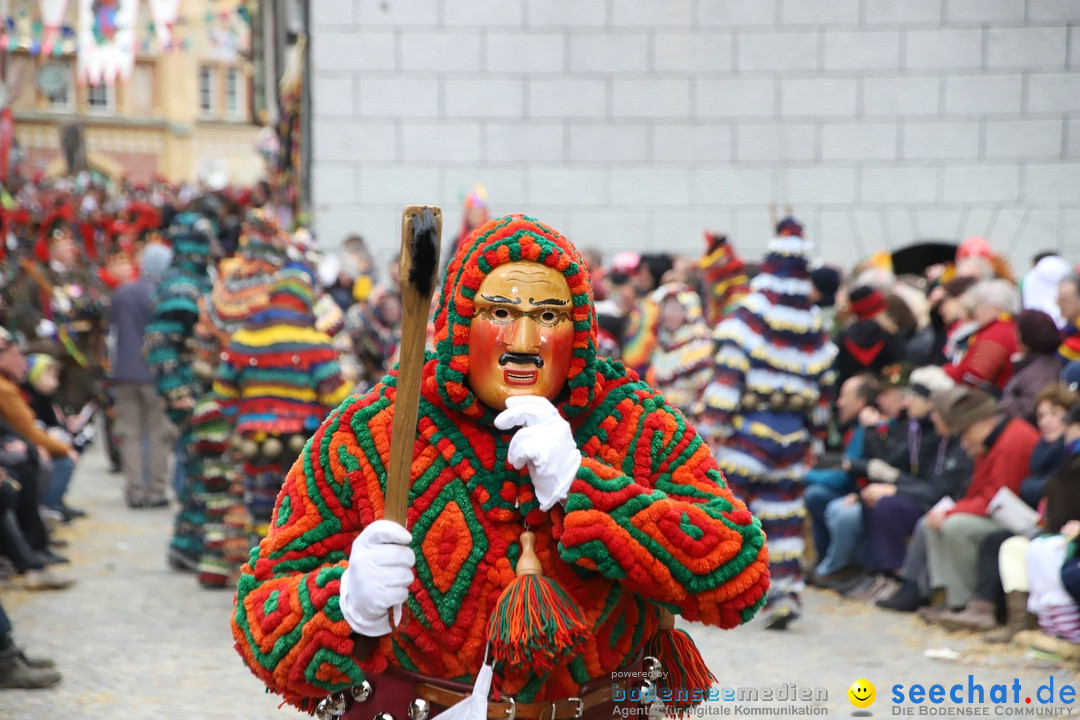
848, 678, 876, 708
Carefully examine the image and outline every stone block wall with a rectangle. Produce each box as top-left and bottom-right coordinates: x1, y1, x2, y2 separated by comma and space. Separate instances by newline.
310, 0, 1080, 268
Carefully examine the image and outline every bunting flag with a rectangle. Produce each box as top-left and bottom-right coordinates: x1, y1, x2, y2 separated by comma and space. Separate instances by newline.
0, 0, 245, 60
76, 0, 138, 85
38, 0, 68, 56
147, 0, 181, 51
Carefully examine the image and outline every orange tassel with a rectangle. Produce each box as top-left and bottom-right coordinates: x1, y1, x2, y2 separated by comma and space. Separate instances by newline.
487, 531, 589, 674
645, 609, 717, 717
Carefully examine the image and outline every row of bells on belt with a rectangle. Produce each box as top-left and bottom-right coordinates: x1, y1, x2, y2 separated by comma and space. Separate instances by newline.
740, 391, 815, 413
315, 680, 431, 720
230, 433, 307, 460
314, 659, 668, 720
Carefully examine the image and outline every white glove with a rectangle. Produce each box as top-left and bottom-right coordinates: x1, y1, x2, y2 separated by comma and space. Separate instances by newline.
494, 395, 581, 511
339, 520, 415, 637
867, 458, 901, 484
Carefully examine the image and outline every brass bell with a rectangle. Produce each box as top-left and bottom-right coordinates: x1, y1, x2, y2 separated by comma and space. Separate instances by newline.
768, 391, 786, 409
288, 434, 307, 454
262, 437, 283, 459
374, 712, 396, 720
408, 698, 430, 720
740, 392, 757, 410
239, 439, 259, 459
350, 680, 373, 703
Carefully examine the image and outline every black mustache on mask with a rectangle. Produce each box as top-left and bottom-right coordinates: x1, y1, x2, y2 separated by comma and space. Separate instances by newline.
498, 352, 544, 368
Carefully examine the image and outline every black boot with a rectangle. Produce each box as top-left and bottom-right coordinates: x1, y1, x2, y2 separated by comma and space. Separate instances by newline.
876, 579, 925, 612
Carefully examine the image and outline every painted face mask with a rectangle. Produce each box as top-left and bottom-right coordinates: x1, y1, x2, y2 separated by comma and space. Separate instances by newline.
467, 261, 575, 411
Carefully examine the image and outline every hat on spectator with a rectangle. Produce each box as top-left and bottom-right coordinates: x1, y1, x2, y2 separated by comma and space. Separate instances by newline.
810, 266, 841, 308
610, 252, 640, 275
140, 242, 173, 281
909, 365, 954, 399
1016, 309, 1062, 355
1063, 361, 1080, 393
26, 353, 57, 386
849, 286, 887, 321
932, 385, 999, 433
957, 236, 994, 261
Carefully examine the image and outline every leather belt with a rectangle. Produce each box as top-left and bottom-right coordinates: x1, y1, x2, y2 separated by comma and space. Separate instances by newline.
416, 681, 613, 720
339, 653, 646, 720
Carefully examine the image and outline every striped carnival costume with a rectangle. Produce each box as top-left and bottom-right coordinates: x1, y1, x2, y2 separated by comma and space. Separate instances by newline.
232, 215, 768, 718
214, 263, 351, 546
645, 283, 715, 418
697, 230, 837, 630
186, 223, 289, 586
143, 213, 214, 559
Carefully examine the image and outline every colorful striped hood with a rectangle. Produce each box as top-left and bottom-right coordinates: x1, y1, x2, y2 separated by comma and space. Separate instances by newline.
431, 214, 600, 420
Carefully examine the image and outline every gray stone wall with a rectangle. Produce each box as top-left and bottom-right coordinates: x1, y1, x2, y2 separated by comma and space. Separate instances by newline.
310, 0, 1080, 268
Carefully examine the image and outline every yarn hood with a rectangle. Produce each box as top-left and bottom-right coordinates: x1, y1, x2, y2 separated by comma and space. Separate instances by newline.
430, 214, 599, 421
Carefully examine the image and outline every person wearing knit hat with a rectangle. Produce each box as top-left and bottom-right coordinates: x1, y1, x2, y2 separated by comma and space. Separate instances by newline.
233, 215, 769, 714
849, 286, 886, 321
834, 285, 906, 387
1000, 309, 1065, 425
214, 261, 352, 560
697, 225, 836, 630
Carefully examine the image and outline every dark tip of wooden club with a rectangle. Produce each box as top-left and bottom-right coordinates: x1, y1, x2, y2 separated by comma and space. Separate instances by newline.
407, 207, 440, 299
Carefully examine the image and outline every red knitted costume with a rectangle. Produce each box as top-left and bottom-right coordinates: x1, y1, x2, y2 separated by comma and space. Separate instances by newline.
231, 215, 769, 712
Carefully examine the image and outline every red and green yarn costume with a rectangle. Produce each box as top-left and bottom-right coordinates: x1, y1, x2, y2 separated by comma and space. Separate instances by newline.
231, 215, 769, 713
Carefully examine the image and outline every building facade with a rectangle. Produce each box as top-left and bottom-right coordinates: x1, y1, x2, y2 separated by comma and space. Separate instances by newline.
309, 0, 1080, 268
6, 0, 263, 185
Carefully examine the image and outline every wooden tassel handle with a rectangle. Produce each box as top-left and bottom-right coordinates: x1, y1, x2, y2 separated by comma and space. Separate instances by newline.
658, 607, 676, 630
515, 531, 543, 576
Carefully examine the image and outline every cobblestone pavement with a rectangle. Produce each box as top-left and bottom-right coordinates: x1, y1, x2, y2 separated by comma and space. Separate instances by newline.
4, 445, 1079, 719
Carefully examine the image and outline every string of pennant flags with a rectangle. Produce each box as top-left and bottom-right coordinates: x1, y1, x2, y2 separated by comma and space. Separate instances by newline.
0, 0, 251, 84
